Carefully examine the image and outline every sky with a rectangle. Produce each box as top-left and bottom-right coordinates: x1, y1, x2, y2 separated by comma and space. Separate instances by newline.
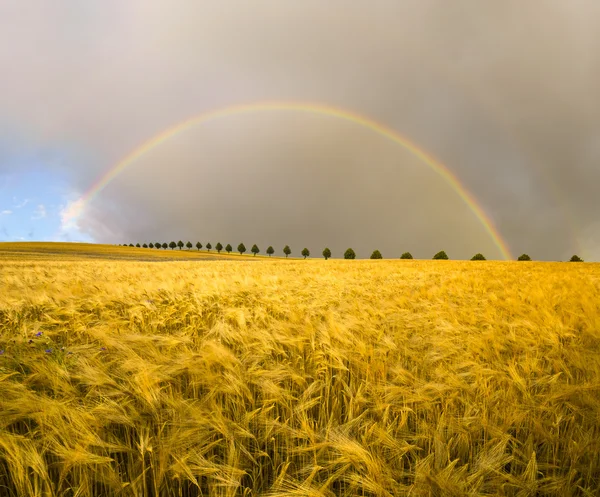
1, 1, 599, 260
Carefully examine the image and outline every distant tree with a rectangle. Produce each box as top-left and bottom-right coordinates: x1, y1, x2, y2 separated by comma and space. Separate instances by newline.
238, 243, 246, 255
129, 244, 134, 247
156, 242, 161, 249
471, 253, 486, 261
400, 252, 413, 259
162, 243, 168, 250
142, 243, 148, 248
216, 242, 223, 253
569, 255, 583, 262
433, 250, 449, 260
177, 240, 183, 250
251, 244, 260, 256
206, 243, 212, 252
225, 244, 232, 254
283, 245, 291, 258
169, 241, 176, 250
518, 253, 531, 261
370, 250, 382, 259
135, 243, 141, 248
301, 248, 310, 259
266, 246, 274, 257
344, 248, 356, 259
149, 243, 154, 249
186, 241, 192, 250
322, 247, 331, 260
196, 242, 202, 251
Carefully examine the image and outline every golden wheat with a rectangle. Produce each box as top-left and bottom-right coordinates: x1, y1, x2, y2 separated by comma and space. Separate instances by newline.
0, 248, 599, 496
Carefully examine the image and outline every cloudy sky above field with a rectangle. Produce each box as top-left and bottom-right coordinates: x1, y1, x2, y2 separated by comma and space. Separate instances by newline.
1, 1, 599, 260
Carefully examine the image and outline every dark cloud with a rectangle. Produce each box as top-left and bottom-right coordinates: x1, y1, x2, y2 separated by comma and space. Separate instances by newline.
0, 0, 598, 259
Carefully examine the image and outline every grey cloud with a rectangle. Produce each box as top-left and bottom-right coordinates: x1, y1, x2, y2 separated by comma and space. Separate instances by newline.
1, 0, 598, 259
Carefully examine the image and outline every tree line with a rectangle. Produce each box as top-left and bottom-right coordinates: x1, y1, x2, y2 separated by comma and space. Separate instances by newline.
118, 242, 585, 262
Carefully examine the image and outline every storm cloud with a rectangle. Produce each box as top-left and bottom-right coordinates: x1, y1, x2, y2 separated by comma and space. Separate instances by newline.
1, 1, 598, 260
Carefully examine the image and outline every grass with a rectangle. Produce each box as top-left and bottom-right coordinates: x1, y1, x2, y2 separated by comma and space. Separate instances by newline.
0, 243, 599, 496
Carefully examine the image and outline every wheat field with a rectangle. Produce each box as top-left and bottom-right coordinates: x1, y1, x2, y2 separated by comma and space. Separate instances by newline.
1, 245, 599, 496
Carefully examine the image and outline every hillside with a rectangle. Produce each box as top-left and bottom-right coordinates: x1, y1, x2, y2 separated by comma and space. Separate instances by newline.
0, 242, 276, 262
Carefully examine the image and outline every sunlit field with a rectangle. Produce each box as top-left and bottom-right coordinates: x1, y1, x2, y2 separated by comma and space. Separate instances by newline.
0, 242, 268, 262
1, 244, 599, 496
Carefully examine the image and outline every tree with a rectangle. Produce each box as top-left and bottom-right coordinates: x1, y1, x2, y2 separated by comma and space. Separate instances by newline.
225, 244, 232, 254
433, 250, 449, 260
162, 243, 168, 249
156, 242, 161, 249
370, 250, 382, 259
129, 244, 134, 247
135, 243, 141, 248
400, 252, 413, 259
142, 243, 148, 248
266, 246, 274, 257
196, 242, 202, 251
251, 244, 260, 256
283, 245, 291, 258
471, 253, 486, 260
177, 240, 183, 250
216, 242, 223, 253
169, 241, 176, 250
322, 247, 331, 260
569, 255, 583, 262
238, 243, 246, 255
301, 248, 310, 259
518, 254, 531, 261
149, 243, 154, 249
206, 243, 212, 252
186, 241, 192, 250
344, 248, 356, 259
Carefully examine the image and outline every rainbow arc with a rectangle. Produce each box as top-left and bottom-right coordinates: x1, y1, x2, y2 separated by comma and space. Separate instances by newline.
63, 101, 512, 260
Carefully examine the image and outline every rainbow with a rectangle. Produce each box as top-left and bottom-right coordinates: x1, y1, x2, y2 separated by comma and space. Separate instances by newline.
64, 101, 512, 259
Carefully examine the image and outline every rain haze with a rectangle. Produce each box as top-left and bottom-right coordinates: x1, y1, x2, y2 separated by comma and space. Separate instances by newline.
1, 1, 599, 260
